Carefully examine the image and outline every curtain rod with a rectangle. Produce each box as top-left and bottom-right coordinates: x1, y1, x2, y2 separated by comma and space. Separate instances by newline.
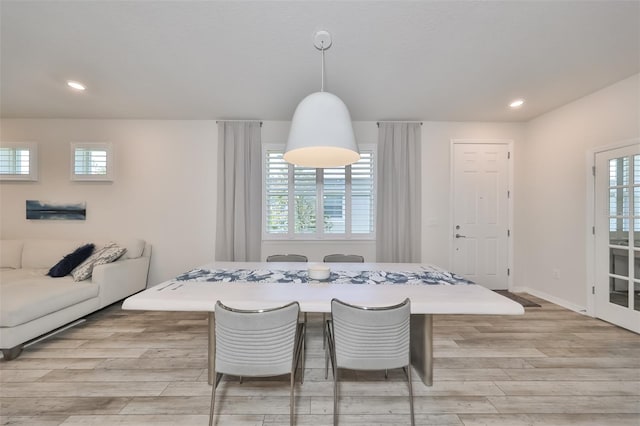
376, 121, 423, 127
216, 120, 263, 127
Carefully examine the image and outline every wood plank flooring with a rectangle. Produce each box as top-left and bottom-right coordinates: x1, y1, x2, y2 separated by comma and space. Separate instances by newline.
1, 294, 639, 425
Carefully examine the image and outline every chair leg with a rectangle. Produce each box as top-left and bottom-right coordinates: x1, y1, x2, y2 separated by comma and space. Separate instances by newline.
324, 319, 334, 379
322, 313, 326, 349
304, 312, 308, 351
324, 321, 328, 379
209, 373, 222, 426
289, 325, 307, 426
326, 322, 338, 425
290, 371, 295, 426
333, 367, 339, 426
325, 345, 329, 379
404, 366, 415, 426
299, 322, 306, 384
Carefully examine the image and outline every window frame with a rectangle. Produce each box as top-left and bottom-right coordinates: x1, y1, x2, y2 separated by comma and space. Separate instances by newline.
0, 142, 38, 181
262, 143, 376, 241
70, 142, 114, 181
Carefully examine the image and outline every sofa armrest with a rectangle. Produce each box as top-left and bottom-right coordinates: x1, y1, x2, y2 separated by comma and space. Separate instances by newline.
91, 245, 151, 307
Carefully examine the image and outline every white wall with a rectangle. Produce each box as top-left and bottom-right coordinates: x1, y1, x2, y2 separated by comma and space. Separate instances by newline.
1, 118, 525, 286
0, 119, 218, 285
2, 75, 637, 318
2, 76, 637, 310
420, 122, 525, 270
518, 73, 640, 309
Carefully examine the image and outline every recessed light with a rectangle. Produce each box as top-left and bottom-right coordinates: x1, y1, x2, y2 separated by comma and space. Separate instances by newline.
509, 99, 525, 108
67, 80, 86, 91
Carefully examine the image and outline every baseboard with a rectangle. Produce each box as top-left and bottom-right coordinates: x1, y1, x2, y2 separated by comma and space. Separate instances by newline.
511, 286, 589, 316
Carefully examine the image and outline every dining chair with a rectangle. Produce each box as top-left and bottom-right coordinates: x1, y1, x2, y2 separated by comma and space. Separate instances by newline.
320, 254, 364, 348
266, 253, 309, 350
325, 298, 414, 426
267, 254, 308, 262
323, 254, 364, 263
209, 300, 305, 426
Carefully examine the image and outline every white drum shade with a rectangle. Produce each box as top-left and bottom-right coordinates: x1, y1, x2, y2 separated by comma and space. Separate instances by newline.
284, 92, 359, 168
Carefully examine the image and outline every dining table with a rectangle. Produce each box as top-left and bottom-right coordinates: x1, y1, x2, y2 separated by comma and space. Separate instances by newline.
122, 261, 524, 386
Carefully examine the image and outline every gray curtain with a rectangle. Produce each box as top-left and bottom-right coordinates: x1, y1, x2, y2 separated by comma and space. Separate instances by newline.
376, 122, 422, 262
215, 121, 262, 261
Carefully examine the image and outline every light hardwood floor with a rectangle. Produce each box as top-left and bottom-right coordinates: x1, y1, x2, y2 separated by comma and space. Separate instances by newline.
1, 294, 639, 425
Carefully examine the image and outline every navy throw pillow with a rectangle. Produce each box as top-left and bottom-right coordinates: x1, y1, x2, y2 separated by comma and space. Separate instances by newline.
47, 243, 95, 278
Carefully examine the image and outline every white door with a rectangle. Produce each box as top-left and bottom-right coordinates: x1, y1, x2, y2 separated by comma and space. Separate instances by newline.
594, 143, 639, 333
452, 142, 510, 290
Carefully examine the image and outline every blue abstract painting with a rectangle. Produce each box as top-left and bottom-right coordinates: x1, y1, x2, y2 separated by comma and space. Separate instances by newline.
26, 200, 86, 220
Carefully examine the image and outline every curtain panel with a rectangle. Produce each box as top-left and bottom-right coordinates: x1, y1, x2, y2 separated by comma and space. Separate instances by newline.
215, 121, 262, 261
376, 122, 422, 262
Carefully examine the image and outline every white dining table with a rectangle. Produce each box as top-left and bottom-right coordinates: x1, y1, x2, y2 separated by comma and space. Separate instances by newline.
122, 261, 524, 386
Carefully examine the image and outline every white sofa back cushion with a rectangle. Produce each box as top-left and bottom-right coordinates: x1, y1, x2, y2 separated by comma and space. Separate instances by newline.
120, 239, 145, 259
90, 239, 144, 260
0, 240, 24, 269
22, 240, 89, 269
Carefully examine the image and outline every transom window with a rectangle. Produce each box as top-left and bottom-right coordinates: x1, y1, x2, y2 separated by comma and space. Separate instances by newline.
263, 145, 375, 239
0, 142, 38, 181
71, 142, 113, 181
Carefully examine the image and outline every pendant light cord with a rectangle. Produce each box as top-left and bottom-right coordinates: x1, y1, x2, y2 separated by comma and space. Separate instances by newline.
321, 42, 325, 92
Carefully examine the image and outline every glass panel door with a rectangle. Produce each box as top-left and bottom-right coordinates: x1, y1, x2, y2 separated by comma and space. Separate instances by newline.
595, 143, 639, 333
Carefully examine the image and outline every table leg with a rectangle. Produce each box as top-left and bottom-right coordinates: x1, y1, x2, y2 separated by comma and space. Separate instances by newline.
410, 314, 433, 386
208, 312, 215, 385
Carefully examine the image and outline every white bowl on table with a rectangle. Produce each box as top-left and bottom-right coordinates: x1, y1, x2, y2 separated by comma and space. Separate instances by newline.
308, 265, 330, 280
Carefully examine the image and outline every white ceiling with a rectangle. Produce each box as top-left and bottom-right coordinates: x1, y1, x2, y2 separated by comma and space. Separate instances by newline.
1, 1, 638, 122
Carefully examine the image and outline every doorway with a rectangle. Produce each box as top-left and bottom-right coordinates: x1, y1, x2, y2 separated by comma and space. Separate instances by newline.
451, 140, 512, 290
593, 142, 639, 333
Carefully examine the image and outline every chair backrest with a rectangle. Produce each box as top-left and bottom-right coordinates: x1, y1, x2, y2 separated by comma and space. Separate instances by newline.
266, 254, 308, 262
331, 298, 410, 371
323, 254, 364, 263
214, 301, 300, 377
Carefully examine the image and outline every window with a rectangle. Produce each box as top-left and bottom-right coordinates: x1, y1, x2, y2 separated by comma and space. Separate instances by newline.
264, 145, 375, 239
609, 155, 640, 234
71, 143, 113, 181
0, 143, 38, 181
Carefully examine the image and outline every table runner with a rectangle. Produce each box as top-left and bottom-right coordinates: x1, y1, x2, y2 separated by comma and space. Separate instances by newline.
175, 267, 474, 286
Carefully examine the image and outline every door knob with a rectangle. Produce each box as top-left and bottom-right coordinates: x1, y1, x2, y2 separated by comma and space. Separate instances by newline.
455, 233, 467, 239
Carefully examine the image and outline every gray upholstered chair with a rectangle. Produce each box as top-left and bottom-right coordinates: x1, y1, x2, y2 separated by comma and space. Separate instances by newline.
209, 301, 305, 426
325, 298, 414, 426
267, 254, 308, 262
323, 254, 364, 263
265, 253, 308, 350
321, 254, 364, 347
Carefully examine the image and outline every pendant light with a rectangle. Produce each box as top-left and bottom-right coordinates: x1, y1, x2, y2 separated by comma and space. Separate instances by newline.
284, 30, 359, 168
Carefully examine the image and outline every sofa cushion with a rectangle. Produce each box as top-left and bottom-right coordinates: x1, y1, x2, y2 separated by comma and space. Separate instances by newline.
120, 239, 145, 259
0, 240, 23, 269
0, 271, 99, 327
71, 242, 126, 282
22, 240, 88, 269
47, 243, 95, 278
0, 268, 42, 283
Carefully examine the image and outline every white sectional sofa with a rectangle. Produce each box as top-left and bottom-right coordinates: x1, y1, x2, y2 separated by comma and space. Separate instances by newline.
0, 239, 151, 360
